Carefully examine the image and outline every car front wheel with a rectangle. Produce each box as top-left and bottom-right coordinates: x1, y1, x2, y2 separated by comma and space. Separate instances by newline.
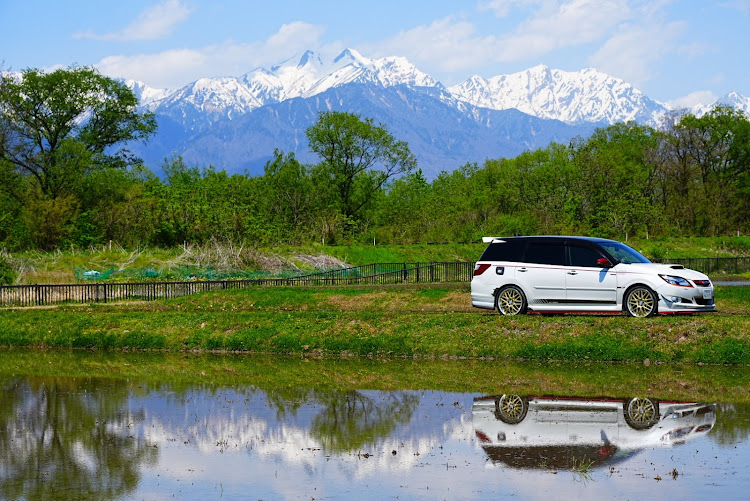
624, 286, 658, 317
623, 397, 660, 429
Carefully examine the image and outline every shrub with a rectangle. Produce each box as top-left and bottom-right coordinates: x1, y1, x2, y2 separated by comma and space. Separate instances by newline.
0, 255, 15, 285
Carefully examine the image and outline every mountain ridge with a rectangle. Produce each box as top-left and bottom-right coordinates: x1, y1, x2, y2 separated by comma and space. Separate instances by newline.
103, 50, 750, 176
131, 49, 748, 126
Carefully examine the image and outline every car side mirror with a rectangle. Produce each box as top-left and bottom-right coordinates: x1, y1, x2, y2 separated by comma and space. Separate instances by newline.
597, 258, 613, 268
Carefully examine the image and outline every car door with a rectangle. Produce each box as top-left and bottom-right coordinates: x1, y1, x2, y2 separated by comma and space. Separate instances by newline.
516, 241, 567, 303
564, 243, 618, 305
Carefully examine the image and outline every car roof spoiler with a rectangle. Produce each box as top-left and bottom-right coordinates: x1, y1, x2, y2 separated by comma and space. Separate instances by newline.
482, 237, 507, 243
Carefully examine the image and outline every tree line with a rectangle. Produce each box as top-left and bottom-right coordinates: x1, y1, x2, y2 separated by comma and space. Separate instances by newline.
1, 67, 749, 251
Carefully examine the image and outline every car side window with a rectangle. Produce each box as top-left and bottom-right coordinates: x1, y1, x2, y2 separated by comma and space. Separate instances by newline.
568, 244, 604, 267
524, 242, 566, 266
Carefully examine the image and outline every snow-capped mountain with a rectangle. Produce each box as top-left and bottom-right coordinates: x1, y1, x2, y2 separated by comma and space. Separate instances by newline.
128, 49, 748, 129
120, 49, 749, 176
446, 65, 667, 125
241, 48, 438, 105
141, 49, 440, 128
124, 79, 171, 105
717, 91, 750, 115
151, 76, 264, 126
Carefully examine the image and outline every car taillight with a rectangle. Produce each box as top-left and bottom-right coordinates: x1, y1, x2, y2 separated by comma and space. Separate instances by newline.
475, 430, 491, 443
474, 263, 491, 276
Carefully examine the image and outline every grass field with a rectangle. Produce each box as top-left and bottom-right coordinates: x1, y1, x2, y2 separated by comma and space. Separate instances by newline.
2, 284, 748, 365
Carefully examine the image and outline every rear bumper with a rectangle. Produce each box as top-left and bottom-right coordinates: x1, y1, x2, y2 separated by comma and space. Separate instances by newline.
471, 293, 495, 310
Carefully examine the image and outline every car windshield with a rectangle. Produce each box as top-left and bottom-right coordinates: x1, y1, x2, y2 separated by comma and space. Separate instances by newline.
598, 242, 652, 264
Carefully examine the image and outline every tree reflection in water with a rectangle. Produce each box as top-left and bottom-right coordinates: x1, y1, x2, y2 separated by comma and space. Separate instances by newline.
0, 376, 157, 500
310, 390, 420, 452
259, 386, 420, 452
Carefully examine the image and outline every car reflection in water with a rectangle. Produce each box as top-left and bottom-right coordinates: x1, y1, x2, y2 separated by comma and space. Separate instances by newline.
472, 395, 716, 470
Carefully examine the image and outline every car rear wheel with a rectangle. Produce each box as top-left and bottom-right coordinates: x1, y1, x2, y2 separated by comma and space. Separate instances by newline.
495, 286, 527, 316
624, 286, 658, 317
495, 394, 529, 424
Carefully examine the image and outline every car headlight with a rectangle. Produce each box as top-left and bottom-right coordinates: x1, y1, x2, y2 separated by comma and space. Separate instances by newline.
659, 274, 693, 287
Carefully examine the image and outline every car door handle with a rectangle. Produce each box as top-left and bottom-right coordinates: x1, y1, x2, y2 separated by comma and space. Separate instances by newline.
567, 271, 578, 275
518, 268, 528, 272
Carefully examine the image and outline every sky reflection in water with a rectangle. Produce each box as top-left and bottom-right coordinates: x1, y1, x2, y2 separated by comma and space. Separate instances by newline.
1, 375, 749, 500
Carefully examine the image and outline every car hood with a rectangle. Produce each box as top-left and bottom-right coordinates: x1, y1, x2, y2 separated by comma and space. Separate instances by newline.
615, 262, 710, 281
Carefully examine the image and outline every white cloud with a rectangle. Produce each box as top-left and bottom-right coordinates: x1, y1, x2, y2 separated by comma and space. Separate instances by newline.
74, 0, 193, 41
265, 22, 326, 50
372, 18, 502, 73
371, 1, 633, 73
589, 20, 684, 87
667, 90, 717, 110
477, 0, 543, 17
499, 0, 631, 60
719, 0, 750, 14
95, 22, 327, 88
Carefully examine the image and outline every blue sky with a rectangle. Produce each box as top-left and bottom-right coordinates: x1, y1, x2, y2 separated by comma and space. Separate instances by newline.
2, 0, 749, 107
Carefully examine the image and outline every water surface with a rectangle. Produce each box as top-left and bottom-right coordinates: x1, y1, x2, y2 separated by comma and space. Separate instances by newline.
1, 357, 749, 500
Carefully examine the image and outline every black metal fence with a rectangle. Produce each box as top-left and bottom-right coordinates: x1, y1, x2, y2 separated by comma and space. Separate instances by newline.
0, 261, 474, 307
662, 257, 750, 276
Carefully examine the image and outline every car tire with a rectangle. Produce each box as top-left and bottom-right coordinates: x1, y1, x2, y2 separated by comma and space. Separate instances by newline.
624, 285, 658, 317
495, 285, 528, 316
623, 397, 660, 430
494, 394, 529, 424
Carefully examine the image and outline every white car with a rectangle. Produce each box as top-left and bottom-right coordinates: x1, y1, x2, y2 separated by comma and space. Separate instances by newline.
471, 236, 716, 317
473, 394, 716, 470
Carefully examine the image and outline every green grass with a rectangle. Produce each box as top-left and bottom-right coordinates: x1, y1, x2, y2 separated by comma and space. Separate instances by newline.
1, 348, 749, 402
1, 284, 749, 365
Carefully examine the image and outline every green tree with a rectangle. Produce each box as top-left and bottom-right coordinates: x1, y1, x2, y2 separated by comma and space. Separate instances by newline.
262, 149, 318, 241
0, 66, 157, 249
571, 122, 659, 238
306, 111, 417, 221
667, 106, 750, 234
374, 169, 431, 243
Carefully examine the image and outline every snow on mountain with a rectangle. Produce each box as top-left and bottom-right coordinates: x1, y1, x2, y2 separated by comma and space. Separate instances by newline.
238, 48, 439, 105
667, 90, 750, 118
148, 49, 440, 127
716, 91, 750, 116
150, 76, 264, 127
308, 49, 439, 95
124, 80, 171, 105
447, 65, 667, 125
139, 50, 748, 129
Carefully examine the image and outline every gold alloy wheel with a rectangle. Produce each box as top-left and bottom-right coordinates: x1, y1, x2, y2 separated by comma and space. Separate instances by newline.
626, 397, 657, 427
497, 394, 528, 423
626, 287, 656, 317
497, 287, 524, 315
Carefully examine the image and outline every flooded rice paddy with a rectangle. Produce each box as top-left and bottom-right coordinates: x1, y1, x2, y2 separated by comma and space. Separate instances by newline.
1, 354, 749, 500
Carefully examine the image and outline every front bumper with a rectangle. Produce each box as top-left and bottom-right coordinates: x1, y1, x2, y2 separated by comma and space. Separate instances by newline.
658, 288, 716, 314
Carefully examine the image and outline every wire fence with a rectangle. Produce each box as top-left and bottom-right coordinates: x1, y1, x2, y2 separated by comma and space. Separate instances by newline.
0, 261, 473, 307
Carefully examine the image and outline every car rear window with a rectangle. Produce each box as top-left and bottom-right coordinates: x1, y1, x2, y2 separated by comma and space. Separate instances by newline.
523, 242, 566, 266
479, 239, 526, 262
